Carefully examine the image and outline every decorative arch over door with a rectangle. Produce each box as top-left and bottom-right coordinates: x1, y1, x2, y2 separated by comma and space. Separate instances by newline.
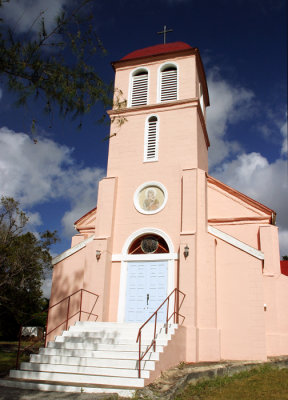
128, 233, 169, 255
115, 228, 177, 322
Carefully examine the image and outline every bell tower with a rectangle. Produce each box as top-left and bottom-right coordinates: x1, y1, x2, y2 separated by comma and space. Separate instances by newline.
107, 42, 210, 177
93, 42, 215, 361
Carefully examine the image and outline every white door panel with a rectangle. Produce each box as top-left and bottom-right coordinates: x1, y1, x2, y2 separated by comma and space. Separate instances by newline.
125, 261, 168, 322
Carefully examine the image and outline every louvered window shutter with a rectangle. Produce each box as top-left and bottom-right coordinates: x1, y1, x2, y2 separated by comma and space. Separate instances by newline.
131, 73, 148, 107
144, 117, 158, 162
160, 68, 177, 102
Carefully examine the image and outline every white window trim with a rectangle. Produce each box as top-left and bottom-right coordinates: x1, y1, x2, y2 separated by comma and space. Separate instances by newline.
117, 228, 175, 322
144, 114, 159, 162
133, 181, 168, 215
157, 61, 179, 103
128, 67, 149, 107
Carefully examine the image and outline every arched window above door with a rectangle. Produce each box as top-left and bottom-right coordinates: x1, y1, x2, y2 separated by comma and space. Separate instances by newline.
128, 234, 169, 255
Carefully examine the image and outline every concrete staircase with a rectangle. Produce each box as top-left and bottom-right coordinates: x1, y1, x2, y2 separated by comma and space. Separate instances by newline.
0, 321, 178, 397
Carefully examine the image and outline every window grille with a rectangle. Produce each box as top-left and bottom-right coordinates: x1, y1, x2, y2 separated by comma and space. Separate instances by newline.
131, 71, 148, 107
160, 66, 177, 102
144, 116, 158, 162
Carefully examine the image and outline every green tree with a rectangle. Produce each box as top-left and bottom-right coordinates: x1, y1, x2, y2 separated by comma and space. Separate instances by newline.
283, 255, 288, 261
0, 196, 58, 339
0, 0, 113, 128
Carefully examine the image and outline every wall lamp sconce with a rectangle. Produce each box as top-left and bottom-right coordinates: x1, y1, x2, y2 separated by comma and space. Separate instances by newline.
96, 250, 101, 261
184, 245, 189, 259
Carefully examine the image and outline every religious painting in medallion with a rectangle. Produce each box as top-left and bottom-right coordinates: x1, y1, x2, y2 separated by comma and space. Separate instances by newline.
134, 182, 167, 214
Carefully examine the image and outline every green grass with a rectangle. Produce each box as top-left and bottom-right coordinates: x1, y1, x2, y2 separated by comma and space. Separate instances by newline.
0, 341, 43, 377
0, 342, 19, 377
174, 365, 288, 400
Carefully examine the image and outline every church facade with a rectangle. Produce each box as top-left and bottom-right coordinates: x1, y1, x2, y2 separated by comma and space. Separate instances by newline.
50, 42, 288, 370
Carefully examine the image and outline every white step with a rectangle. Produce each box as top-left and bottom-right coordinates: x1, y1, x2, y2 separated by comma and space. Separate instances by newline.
6, 321, 178, 393
10, 369, 145, 388
74, 321, 176, 329
0, 379, 135, 396
39, 347, 160, 360
48, 341, 164, 352
63, 327, 174, 336
20, 362, 150, 378
66, 328, 173, 339
30, 354, 156, 370
55, 335, 169, 346
69, 322, 176, 333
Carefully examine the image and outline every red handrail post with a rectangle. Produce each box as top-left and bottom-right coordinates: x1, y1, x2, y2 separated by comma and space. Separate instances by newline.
66, 296, 71, 331
176, 289, 179, 323
166, 297, 170, 334
138, 332, 141, 378
173, 289, 176, 323
79, 289, 83, 322
44, 305, 50, 348
153, 313, 158, 352
16, 326, 22, 369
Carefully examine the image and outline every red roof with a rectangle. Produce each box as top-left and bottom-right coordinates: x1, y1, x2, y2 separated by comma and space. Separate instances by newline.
121, 42, 192, 61
281, 260, 288, 276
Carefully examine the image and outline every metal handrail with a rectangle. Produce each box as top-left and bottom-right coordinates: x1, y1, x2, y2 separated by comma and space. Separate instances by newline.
16, 288, 99, 369
136, 288, 185, 378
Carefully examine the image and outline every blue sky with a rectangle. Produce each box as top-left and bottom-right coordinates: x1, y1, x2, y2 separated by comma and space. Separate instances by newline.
0, 0, 287, 295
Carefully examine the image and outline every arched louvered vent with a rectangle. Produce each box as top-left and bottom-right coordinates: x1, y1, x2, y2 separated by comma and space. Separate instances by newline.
131, 70, 148, 107
144, 116, 158, 162
160, 65, 177, 102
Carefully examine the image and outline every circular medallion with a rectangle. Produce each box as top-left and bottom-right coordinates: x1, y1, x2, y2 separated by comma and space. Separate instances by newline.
134, 182, 168, 215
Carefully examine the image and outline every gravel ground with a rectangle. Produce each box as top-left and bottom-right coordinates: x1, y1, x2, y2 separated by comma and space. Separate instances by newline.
0, 386, 119, 400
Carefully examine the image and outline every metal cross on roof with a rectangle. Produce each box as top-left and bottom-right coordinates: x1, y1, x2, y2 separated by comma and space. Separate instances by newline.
157, 25, 173, 44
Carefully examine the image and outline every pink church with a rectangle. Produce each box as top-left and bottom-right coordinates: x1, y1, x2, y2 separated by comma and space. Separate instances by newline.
6, 42, 288, 394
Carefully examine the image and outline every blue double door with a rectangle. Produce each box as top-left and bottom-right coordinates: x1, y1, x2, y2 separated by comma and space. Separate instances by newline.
125, 260, 168, 323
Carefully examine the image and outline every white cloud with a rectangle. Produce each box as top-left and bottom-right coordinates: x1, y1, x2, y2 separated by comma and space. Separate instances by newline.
206, 69, 287, 256
213, 152, 288, 256
42, 271, 52, 298
25, 211, 43, 227
206, 68, 254, 168
24, 211, 43, 238
256, 109, 287, 157
60, 168, 103, 237
0, 0, 68, 34
0, 126, 105, 236
280, 118, 287, 156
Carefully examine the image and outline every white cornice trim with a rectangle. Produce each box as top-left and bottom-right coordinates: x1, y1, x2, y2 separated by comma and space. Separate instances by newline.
108, 98, 198, 117
52, 235, 95, 265
208, 225, 264, 260
112, 253, 178, 262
